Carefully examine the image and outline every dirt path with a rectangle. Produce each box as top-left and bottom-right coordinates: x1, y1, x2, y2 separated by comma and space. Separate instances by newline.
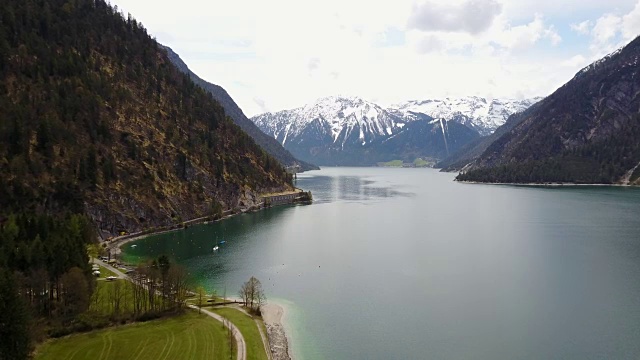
189, 305, 247, 360
233, 306, 272, 360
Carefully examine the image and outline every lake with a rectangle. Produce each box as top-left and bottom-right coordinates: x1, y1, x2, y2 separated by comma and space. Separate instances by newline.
122, 167, 640, 359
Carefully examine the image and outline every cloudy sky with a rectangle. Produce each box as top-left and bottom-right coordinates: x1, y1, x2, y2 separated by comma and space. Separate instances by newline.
113, 0, 640, 116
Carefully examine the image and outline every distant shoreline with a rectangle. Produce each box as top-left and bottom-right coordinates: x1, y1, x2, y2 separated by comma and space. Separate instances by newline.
456, 180, 639, 187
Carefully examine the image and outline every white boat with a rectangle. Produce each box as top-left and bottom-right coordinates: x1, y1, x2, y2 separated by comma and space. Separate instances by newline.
131, 244, 137, 248
213, 246, 219, 251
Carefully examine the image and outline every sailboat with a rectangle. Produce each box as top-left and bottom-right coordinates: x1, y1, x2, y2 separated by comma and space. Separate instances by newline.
213, 233, 220, 251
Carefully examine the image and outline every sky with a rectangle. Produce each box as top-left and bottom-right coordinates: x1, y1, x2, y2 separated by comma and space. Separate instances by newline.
113, 0, 640, 116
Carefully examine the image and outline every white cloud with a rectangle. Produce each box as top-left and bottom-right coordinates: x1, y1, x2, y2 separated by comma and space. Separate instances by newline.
110, 0, 639, 117
408, 0, 503, 34
592, 14, 623, 49
576, 1, 640, 57
571, 20, 593, 35
489, 14, 562, 49
622, 1, 640, 39
561, 54, 588, 67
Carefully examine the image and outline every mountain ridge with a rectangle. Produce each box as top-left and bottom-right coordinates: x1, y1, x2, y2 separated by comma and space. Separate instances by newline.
162, 45, 318, 172
457, 37, 640, 185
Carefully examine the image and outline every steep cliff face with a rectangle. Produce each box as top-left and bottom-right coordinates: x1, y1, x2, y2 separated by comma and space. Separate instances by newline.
458, 37, 640, 184
162, 46, 318, 172
0, 0, 293, 235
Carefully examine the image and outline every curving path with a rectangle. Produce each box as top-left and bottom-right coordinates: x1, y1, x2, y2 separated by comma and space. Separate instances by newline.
234, 306, 272, 360
189, 305, 246, 360
94, 258, 247, 360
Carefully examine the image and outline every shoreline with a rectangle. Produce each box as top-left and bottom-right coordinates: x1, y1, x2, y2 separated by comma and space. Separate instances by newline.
108, 188, 313, 256
261, 302, 294, 360
457, 180, 639, 187
108, 213, 234, 255
110, 209, 299, 360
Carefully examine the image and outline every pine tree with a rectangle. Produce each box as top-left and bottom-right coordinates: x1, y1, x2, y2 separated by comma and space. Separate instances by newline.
0, 269, 31, 360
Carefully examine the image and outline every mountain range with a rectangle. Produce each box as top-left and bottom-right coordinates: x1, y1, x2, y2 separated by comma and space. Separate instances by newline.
252, 96, 538, 166
456, 38, 640, 185
392, 96, 542, 136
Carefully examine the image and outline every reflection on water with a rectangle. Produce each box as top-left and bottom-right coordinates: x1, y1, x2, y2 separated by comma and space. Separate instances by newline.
300, 173, 414, 204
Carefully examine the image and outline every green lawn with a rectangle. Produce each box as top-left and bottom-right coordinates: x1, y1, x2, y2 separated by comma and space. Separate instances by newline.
213, 308, 268, 360
413, 158, 432, 167
378, 159, 404, 167
35, 312, 233, 360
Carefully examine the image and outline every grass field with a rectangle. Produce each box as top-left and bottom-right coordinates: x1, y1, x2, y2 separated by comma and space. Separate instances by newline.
35, 312, 234, 360
378, 159, 404, 167
213, 308, 268, 360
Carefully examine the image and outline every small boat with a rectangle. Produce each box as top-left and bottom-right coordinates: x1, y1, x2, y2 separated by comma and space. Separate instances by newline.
220, 241, 226, 244
131, 244, 137, 248
213, 246, 219, 251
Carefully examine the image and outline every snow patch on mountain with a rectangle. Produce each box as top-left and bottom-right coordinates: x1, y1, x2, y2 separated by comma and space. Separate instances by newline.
252, 96, 406, 147
390, 96, 542, 135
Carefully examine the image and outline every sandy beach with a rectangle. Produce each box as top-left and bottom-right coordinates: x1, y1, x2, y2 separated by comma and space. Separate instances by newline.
262, 303, 293, 360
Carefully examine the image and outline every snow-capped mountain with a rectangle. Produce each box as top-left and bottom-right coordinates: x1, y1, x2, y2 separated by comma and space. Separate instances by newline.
253, 96, 406, 148
390, 96, 542, 136
251, 96, 480, 165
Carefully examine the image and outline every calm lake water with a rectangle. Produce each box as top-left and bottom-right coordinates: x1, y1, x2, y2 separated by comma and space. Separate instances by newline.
122, 167, 640, 359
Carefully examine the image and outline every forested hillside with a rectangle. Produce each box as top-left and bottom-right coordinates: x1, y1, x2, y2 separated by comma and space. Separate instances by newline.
0, 0, 293, 236
458, 37, 640, 184
437, 102, 543, 171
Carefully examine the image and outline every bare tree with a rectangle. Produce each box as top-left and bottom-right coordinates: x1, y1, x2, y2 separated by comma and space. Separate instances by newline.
167, 265, 190, 310
142, 263, 159, 312
239, 282, 249, 307
209, 288, 217, 305
130, 270, 146, 317
239, 276, 266, 313
91, 282, 103, 311
60, 267, 90, 319
108, 280, 124, 318
195, 286, 206, 313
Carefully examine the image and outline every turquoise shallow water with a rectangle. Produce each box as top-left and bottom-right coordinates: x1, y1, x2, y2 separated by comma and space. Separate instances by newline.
123, 167, 640, 359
